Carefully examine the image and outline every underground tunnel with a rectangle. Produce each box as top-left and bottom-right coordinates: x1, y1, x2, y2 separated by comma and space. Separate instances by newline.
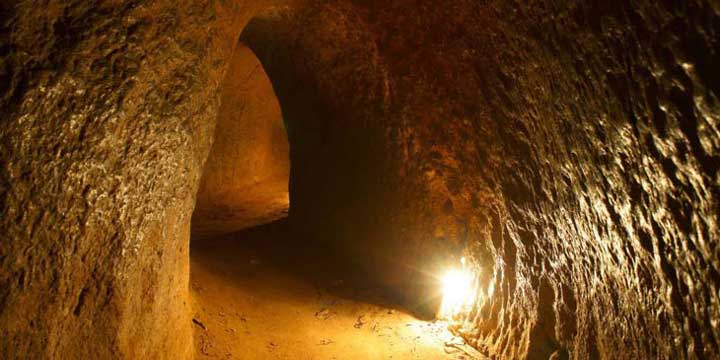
189, 30, 470, 359
1, 1, 719, 359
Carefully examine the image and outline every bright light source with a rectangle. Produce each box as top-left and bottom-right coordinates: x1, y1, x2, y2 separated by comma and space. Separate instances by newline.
439, 268, 474, 319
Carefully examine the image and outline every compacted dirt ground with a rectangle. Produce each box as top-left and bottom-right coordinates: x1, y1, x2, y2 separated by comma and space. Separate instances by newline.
190, 218, 484, 360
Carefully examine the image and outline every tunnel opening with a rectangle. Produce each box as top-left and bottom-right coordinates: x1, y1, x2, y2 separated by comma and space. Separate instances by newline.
190, 42, 290, 241
187, 30, 481, 357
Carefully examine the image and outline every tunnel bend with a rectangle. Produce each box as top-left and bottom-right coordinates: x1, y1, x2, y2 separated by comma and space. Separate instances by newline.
191, 41, 290, 240
188, 17, 465, 358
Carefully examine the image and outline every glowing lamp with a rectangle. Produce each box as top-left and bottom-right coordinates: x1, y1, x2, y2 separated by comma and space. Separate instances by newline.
439, 268, 474, 319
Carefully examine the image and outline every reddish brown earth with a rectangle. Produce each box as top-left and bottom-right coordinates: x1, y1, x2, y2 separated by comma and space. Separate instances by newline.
191, 219, 485, 360
192, 43, 289, 240
1, 1, 718, 359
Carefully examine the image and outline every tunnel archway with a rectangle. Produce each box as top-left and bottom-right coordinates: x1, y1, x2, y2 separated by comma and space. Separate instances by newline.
190, 41, 290, 240
186, 17, 471, 358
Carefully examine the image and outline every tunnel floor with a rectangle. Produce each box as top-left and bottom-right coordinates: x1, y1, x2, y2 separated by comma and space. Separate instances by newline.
189, 219, 483, 359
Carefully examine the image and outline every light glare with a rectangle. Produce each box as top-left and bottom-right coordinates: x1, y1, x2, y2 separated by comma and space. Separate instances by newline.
439, 269, 474, 319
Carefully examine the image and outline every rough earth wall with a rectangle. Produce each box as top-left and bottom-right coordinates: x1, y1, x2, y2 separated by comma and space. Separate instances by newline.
0, 1, 271, 358
1, 0, 718, 359
244, 1, 720, 359
192, 43, 289, 235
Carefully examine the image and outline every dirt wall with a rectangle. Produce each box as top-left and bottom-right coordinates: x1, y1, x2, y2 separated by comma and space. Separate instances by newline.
0, 1, 274, 358
192, 43, 289, 236
1, 0, 718, 359
243, 1, 720, 358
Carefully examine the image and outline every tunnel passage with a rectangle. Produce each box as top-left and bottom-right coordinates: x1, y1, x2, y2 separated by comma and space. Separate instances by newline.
1, 1, 719, 359
187, 32, 475, 359
191, 42, 290, 240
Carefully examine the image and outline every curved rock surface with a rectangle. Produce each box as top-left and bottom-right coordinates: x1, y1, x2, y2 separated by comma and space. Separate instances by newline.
243, 1, 720, 358
192, 43, 289, 239
0, 1, 270, 357
1, 0, 718, 359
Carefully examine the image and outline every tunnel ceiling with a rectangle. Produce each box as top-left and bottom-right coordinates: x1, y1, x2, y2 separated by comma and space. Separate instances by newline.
1, 0, 719, 359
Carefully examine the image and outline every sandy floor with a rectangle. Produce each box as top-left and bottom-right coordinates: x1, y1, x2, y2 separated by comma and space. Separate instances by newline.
190, 220, 484, 360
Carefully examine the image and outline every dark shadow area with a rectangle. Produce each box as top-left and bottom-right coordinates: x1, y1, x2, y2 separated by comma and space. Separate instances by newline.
192, 218, 417, 313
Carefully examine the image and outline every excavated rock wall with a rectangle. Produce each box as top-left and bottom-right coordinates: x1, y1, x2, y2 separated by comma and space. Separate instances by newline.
1, 0, 718, 359
193, 43, 289, 226
0, 1, 274, 358
244, 1, 720, 359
